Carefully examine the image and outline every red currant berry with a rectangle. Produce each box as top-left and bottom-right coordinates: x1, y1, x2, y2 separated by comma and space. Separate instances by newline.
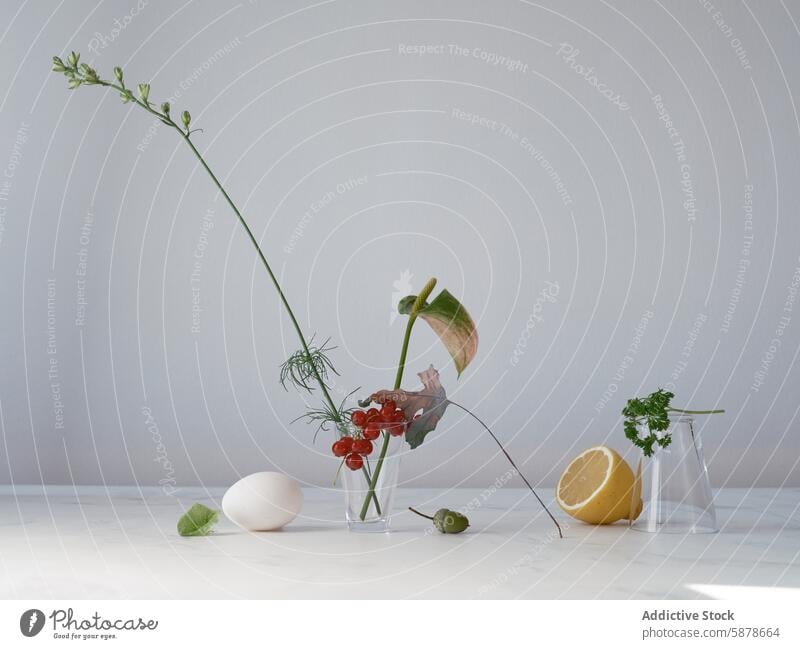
363, 422, 381, 440
350, 410, 367, 428
345, 453, 364, 471
352, 439, 373, 455
380, 400, 397, 417
332, 439, 350, 457
366, 408, 380, 421
383, 412, 404, 436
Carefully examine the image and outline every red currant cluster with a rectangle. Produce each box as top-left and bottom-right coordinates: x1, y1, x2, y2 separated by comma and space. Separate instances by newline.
331, 400, 408, 470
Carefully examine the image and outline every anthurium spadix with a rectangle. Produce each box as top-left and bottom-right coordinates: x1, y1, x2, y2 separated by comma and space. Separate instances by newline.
397, 289, 478, 377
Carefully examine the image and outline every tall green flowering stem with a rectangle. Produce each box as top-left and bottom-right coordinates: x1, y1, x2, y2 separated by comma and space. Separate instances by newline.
358, 278, 438, 521
52, 56, 332, 403
51, 54, 384, 507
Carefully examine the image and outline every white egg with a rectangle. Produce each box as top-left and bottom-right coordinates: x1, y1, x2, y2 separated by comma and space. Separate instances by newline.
222, 472, 303, 531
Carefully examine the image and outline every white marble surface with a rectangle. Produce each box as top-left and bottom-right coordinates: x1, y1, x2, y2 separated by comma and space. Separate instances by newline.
1, 486, 798, 599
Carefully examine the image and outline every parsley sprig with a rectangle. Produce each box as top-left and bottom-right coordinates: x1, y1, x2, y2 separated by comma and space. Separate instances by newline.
623, 389, 724, 456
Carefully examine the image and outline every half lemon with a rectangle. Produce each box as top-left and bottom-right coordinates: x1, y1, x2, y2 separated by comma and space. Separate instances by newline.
556, 446, 642, 524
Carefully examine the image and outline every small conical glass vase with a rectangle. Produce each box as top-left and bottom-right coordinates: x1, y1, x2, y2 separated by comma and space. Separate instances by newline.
631, 416, 717, 534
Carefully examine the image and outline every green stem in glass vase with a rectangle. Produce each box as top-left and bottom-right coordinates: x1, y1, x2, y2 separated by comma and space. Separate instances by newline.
358, 278, 438, 521
182, 133, 380, 511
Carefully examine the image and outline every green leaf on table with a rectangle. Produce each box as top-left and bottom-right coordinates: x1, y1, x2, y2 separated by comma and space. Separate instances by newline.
398, 289, 478, 377
177, 503, 219, 537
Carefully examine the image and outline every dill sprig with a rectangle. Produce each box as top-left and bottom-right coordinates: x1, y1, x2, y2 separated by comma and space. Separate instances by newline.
279, 337, 339, 393
292, 388, 358, 442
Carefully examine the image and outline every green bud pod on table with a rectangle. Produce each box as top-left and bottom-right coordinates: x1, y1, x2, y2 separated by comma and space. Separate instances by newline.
433, 508, 470, 534
409, 506, 469, 533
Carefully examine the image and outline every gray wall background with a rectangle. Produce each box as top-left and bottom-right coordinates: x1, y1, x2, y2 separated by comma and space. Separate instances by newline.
1, 0, 798, 491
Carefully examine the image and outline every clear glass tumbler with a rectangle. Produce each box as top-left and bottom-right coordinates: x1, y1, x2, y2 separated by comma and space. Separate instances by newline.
632, 416, 717, 534
341, 428, 402, 533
